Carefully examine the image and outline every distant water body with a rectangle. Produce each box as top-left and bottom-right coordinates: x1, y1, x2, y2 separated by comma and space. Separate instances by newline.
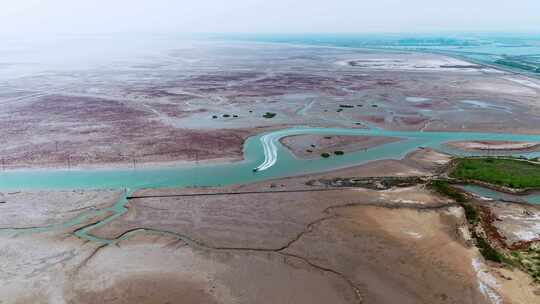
2, 33, 538, 80
216, 33, 540, 77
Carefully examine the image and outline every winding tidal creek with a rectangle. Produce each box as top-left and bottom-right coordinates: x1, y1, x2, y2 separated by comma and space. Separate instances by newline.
1, 127, 540, 191
2, 127, 540, 243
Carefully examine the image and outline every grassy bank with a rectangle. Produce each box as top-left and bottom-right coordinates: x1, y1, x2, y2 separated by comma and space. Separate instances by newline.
512, 249, 540, 282
429, 180, 540, 281
450, 158, 540, 189
429, 181, 482, 226
429, 181, 504, 261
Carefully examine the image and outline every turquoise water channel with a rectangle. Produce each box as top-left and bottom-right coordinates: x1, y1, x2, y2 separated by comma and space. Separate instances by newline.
2, 127, 540, 191
3, 127, 540, 243
460, 185, 540, 205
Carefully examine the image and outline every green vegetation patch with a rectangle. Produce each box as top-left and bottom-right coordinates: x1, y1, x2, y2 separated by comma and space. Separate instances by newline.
321, 152, 331, 158
263, 112, 277, 119
461, 202, 479, 225
334, 150, 345, 156
494, 59, 540, 74
511, 248, 540, 282
429, 180, 468, 203
474, 233, 505, 263
427, 180, 540, 277
428, 181, 477, 223
450, 158, 540, 189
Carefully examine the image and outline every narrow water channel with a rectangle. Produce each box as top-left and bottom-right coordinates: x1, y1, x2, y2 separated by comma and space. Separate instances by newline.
3, 127, 540, 243
1, 127, 540, 191
459, 184, 540, 205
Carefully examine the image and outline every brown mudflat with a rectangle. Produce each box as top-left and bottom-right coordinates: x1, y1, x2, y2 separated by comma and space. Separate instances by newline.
280, 134, 401, 159
3, 43, 540, 170
2, 42, 540, 303
68, 274, 220, 304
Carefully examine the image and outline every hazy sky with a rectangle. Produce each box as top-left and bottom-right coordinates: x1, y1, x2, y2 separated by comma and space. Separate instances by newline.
1, 0, 539, 35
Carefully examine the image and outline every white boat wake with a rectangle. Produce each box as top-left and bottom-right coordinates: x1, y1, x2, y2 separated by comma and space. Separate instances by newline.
254, 133, 279, 172
253, 127, 335, 172
253, 127, 379, 172
249, 126, 540, 174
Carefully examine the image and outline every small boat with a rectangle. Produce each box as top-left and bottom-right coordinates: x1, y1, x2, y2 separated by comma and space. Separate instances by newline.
252, 168, 258, 172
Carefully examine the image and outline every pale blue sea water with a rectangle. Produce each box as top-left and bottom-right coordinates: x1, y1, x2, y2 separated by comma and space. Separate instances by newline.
211, 32, 540, 76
